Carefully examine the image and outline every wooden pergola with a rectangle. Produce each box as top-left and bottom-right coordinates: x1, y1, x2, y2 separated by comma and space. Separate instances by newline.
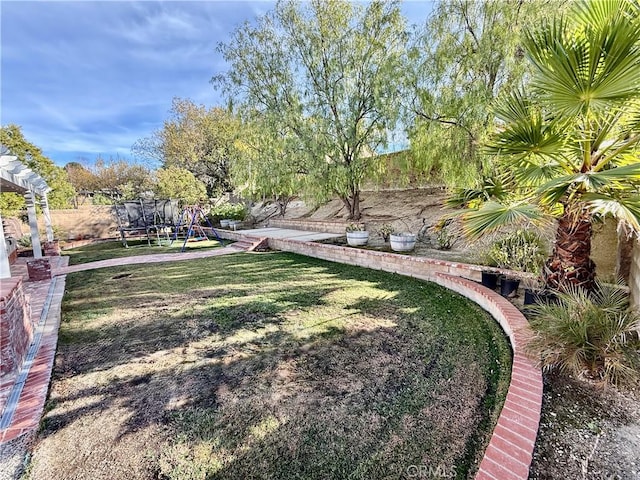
0, 146, 53, 279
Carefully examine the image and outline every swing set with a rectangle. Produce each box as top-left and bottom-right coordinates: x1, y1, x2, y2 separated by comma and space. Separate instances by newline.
113, 200, 224, 252
171, 205, 224, 252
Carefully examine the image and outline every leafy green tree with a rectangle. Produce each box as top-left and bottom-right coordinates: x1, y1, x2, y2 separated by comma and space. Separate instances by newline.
90, 157, 154, 202
154, 166, 207, 204
64, 161, 99, 206
406, 0, 554, 188
0, 125, 75, 214
216, 0, 407, 220
232, 117, 304, 217
462, 0, 640, 292
133, 98, 238, 196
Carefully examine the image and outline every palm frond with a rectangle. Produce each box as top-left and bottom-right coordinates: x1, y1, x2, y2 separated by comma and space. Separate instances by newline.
444, 176, 509, 208
460, 201, 546, 239
508, 157, 566, 187
524, 0, 640, 118
487, 95, 566, 159
583, 193, 640, 231
589, 162, 640, 183
573, 0, 634, 28
492, 89, 533, 124
536, 163, 640, 205
536, 174, 580, 204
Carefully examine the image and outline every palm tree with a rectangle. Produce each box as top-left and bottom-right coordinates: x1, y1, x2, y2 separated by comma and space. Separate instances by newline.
461, 0, 640, 292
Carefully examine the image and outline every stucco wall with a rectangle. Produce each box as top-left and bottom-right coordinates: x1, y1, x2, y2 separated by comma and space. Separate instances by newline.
38, 205, 117, 240
630, 239, 640, 309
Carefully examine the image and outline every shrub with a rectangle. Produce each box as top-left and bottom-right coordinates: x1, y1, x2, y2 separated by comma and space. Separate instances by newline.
433, 219, 456, 250
18, 234, 32, 248
527, 283, 640, 386
376, 224, 395, 242
207, 203, 246, 223
346, 223, 366, 232
487, 229, 547, 273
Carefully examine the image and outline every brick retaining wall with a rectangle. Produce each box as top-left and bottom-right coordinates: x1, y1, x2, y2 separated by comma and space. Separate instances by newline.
0, 278, 32, 386
216, 231, 542, 479
267, 218, 357, 234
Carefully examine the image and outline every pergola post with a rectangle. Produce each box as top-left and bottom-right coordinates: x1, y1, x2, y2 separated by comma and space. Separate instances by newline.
41, 193, 54, 242
0, 210, 11, 279
25, 190, 43, 258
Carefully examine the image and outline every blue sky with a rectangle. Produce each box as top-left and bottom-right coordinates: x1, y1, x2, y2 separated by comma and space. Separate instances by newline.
1, 1, 432, 167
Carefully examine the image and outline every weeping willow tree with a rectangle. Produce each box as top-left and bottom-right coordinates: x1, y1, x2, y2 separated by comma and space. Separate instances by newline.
231, 116, 305, 217
405, 0, 556, 188
215, 0, 407, 220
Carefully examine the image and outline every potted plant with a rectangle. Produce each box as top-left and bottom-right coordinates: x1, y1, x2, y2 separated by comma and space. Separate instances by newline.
390, 232, 417, 252
377, 224, 395, 242
478, 252, 501, 289
346, 223, 369, 246
481, 270, 500, 289
523, 275, 559, 306
487, 230, 547, 298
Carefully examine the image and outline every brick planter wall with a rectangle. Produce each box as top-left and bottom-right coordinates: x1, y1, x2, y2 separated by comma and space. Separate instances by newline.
0, 278, 32, 383
26, 258, 52, 281
8, 249, 17, 265
216, 232, 542, 480
43, 241, 61, 256
267, 218, 355, 234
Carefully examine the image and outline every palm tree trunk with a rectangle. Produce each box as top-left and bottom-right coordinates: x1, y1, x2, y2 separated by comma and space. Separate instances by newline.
544, 209, 596, 292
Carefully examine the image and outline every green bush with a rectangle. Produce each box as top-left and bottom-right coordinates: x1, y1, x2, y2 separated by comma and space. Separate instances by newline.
433, 219, 456, 250
376, 224, 395, 242
346, 223, 366, 232
487, 229, 547, 273
527, 283, 640, 386
18, 234, 32, 248
207, 203, 247, 223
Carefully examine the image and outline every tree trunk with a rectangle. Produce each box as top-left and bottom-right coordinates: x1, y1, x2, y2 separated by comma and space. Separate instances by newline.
341, 191, 361, 220
544, 210, 596, 292
276, 196, 292, 217
350, 191, 361, 220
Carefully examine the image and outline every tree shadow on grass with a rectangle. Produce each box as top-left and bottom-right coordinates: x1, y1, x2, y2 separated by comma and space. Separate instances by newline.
41, 326, 460, 478
38, 252, 513, 480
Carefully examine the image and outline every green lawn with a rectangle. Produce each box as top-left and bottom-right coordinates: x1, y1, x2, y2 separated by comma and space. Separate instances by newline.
62, 238, 223, 265
28, 251, 511, 480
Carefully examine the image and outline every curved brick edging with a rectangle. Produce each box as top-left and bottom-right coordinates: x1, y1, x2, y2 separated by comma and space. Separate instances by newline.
434, 274, 542, 480
1, 232, 542, 479
217, 233, 542, 480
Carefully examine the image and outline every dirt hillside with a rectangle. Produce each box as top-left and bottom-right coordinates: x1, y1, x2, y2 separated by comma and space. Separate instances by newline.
250, 188, 618, 276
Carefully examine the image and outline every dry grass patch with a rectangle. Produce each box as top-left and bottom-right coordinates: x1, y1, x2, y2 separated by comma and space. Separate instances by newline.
25, 252, 511, 480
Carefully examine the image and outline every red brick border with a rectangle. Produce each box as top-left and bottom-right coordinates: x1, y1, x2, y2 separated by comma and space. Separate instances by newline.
216, 233, 542, 479
1, 233, 542, 479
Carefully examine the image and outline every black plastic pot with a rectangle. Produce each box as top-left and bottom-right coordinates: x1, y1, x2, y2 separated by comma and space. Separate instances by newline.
524, 288, 538, 305
524, 288, 560, 306
500, 276, 520, 297
481, 271, 500, 289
